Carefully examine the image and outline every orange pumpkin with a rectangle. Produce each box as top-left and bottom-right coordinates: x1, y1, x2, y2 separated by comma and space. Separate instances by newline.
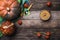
0, 0, 21, 20
0, 21, 15, 36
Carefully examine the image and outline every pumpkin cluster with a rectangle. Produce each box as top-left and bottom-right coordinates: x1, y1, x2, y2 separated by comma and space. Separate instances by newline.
0, 0, 21, 36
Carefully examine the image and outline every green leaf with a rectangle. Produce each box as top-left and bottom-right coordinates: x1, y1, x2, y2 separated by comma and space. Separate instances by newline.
0, 31, 3, 37
0, 17, 3, 24
17, 0, 21, 3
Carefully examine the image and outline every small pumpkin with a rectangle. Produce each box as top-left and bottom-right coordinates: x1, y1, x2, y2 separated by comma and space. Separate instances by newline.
0, 21, 15, 36
0, 0, 21, 20
46, 2, 52, 7
24, 3, 29, 8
